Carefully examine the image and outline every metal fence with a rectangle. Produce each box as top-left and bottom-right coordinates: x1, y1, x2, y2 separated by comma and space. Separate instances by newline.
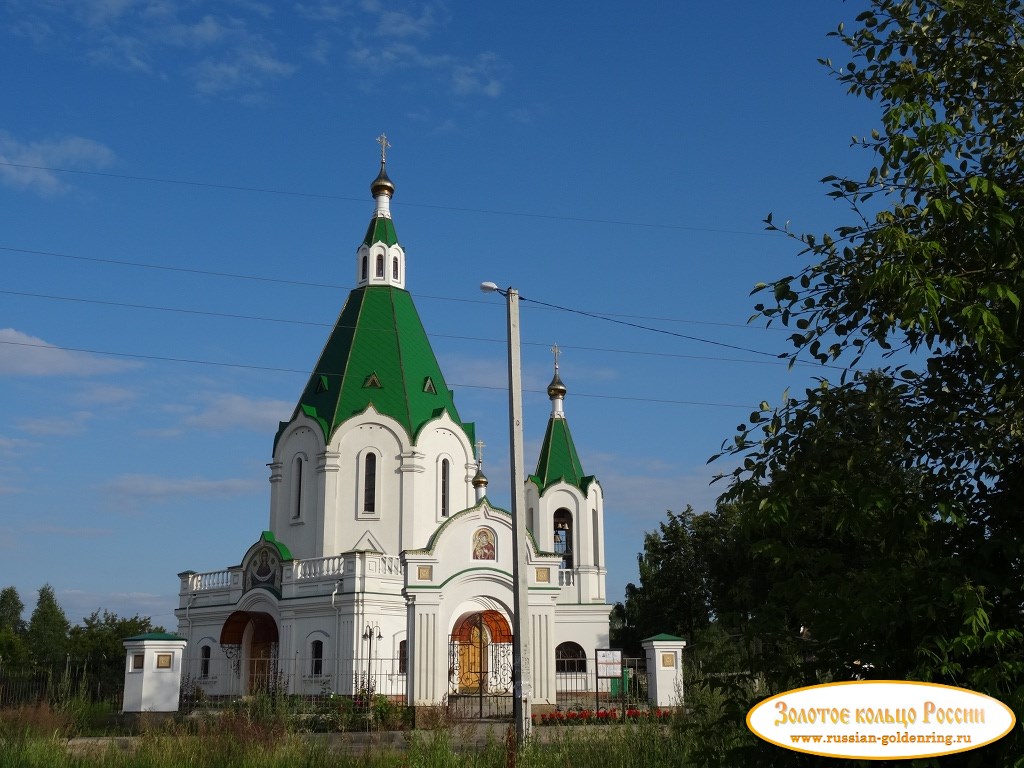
0, 662, 124, 711
554, 656, 648, 712
180, 654, 406, 710
180, 651, 650, 717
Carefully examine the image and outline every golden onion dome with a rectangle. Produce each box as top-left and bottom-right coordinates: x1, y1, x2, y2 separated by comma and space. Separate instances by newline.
547, 372, 567, 399
370, 163, 395, 198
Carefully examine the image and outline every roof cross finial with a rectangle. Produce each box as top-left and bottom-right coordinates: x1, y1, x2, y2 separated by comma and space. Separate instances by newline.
475, 439, 486, 467
376, 133, 391, 165
551, 343, 561, 372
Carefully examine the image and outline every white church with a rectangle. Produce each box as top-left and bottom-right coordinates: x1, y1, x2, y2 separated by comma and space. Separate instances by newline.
174, 142, 611, 713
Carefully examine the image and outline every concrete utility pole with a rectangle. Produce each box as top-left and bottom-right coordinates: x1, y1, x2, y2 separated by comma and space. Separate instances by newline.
480, 282, 532, 747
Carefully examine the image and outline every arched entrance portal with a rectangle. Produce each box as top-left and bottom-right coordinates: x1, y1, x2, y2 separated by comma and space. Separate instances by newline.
220, 611, 280, 694
448, 611, 513, 718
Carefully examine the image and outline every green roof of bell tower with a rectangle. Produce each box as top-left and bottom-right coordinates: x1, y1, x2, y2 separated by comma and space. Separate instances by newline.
529, 416, 593, 493
528, 368, 597, 494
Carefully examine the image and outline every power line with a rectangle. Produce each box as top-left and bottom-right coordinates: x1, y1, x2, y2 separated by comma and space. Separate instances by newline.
0, 339, 755, 410
1, 288, 827, 369
520, 294, 783, 360
0, 160, 767, 236
1, 244, 781, 331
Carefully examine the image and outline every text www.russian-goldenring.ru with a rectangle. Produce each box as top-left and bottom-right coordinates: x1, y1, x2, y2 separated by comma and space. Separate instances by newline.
790, 732, 972, 747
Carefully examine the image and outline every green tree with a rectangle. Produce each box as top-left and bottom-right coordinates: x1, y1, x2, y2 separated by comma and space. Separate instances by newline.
68, 610, 162, 699
716, 0, 1024, 761
25, 584, 69, 668
0, 627, 29, 666
724, 375, 964, 683
612, 507, 713, 655
0, 586, 25, 635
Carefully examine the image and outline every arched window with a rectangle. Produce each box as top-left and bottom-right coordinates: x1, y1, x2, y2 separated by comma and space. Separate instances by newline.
440, 458, 450, 517
375, 254, 384, 278
291, 455, 304, 519
200, 645, 211, 679
361, 254, 368, 281
555, 641, 587, 673
592, 508, 600, 566
311, 640, 323, 676
363, 453, 377, 513
398, 640, 407, 674
392, 256, 399, 280
553, 509, 573, 570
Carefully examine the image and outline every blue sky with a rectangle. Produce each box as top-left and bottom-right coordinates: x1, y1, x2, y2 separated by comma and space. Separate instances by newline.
0, 0, 878, 628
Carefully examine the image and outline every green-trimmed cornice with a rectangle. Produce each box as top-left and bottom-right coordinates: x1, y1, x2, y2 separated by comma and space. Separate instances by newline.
408, 498, 546, 556
276, 285, 473, 450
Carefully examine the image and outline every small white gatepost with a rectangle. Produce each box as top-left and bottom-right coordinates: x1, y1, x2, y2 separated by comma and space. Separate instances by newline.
642, 633, 687, 708
122, 632, 188, 713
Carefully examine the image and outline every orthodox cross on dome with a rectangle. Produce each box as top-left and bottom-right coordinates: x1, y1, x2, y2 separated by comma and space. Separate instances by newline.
551, 343, 561, 371
475, 439, 486, 468
376, 133, 391, 164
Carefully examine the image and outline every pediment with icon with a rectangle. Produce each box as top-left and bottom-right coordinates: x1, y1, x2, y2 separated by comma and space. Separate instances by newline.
240, 531, 292, 596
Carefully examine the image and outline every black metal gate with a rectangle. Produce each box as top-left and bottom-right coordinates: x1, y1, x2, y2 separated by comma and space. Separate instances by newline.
447, 612, 513, 719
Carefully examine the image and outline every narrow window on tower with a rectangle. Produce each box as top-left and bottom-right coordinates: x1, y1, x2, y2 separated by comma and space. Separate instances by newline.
361, 254, 368, 281
200, 645, 211, 679
398, 640, 408, 674
553, 508, 573, 570
375, 254, 384, 278
392, 256, 399, 280
441, 458, 450, 517
291, 455, 303, 519
364, 452, 377, 513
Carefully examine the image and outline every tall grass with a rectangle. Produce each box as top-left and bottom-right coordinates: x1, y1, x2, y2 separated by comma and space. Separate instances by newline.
0, 718, 709, 768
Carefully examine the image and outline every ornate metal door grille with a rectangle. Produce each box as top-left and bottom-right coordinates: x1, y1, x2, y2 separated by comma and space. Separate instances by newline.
448, 612, 513, 719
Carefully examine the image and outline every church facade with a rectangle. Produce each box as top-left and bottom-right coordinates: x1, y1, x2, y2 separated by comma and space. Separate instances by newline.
174, 146, 610, 711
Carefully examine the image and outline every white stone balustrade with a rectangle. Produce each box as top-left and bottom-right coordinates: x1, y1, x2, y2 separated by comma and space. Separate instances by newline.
191, 569, 232, 591
558, 569, 575, 586
295, 555, 346, 580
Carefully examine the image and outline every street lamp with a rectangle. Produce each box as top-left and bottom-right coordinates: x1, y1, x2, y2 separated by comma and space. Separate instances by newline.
480, 281, 532, 746
363, 623, 382, 685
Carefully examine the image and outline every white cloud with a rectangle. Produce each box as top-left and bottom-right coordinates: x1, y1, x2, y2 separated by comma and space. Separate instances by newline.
16, 411, 94, 436
452, 52, 502, 98
81, 0, 140, 27
24, 523, 113, 537
87, 31, 152, 71
100, 473, 263, 505
0, 328, 137, 376
182, 392, 292, 432
0, 133, 116, 196
295, 2, 351, 23
0, 434, 35, 458
8, 2, 504, 104
375, 7, 439, 39
71, 383, 138, 407
193, 47, 296, 97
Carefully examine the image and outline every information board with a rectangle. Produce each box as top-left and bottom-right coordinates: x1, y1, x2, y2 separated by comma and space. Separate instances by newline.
596, 648, 623, 679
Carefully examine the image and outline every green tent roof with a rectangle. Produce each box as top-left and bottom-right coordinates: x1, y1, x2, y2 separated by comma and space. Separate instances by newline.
278, 285, 474, 449
529, 416, 595, 494
363, 215, 398, 247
